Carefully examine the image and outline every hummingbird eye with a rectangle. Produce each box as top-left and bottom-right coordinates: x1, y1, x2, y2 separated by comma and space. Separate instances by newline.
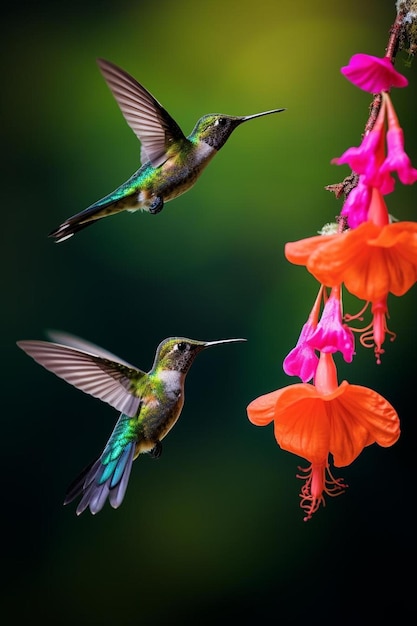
176, 342, 187, 352
214, 118, 226, 127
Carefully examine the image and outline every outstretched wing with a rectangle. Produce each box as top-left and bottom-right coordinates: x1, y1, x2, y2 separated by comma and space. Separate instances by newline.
46, 330, 135, 368
17, 339, 146, 417
97, 58, 186, 168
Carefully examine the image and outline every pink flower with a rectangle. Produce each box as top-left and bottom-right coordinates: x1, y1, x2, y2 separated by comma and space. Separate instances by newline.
283, 321, 319, 383
333, 125, 384, 176
341, 53, 408, 92
381, 127, 417, 185
283, 286, 323, 382
379, 92, 417, 185
340, 176, 372, 228
307, 285, 355, 362
332, 96, 395, 195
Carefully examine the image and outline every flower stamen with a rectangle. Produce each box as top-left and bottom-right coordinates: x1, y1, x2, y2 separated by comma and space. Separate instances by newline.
344, 300, 370, 324
297, 462, 348, 522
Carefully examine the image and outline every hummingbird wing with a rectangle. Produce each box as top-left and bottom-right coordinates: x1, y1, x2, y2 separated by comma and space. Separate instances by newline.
46, 330, 135, 367
64, 413, 138, 515
97, 58, 187, 168
17, 340, 146, 417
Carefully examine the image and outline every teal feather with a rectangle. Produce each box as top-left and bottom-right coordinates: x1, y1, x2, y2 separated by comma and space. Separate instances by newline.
64, 413, 137, 515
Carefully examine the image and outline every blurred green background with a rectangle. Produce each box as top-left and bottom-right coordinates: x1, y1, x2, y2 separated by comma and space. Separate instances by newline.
2, 0, 416, 623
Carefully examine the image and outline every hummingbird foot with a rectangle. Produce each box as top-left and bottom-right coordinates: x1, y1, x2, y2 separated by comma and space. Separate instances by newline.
148, 440, 163, 458
148, 196, 164, 214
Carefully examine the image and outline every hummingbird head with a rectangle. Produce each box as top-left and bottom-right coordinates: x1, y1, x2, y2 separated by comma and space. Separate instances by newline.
153, 337, 246, 375
192, 109, 285, 151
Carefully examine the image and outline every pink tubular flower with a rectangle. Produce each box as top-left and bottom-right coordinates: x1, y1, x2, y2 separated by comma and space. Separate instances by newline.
283, 321, 319, 383
334, 91, 417, 197
332, 111, 386, 178
341, 53, 408, 92
332, 95, 395, 195
379, 91, 417, 185
307, 285, 355, 362
382, 127, 417, 185
283, 286, 322, 382
340, 176, 372, 228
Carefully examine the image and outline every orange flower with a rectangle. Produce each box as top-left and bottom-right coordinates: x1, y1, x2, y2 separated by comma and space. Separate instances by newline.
247, 352, 400, 520
285, 219, 417, 302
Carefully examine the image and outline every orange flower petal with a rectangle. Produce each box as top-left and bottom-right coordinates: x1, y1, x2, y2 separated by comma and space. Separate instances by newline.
342, 247, 391, 302
303, 222, 417, 300
329, 383, 400, 466
247, 388, 286, 426
284, 234, 339, 266
307, 222, 378, 288
369, 222, 417, 297
272, 385, 330, 463
248, 379, 400, 472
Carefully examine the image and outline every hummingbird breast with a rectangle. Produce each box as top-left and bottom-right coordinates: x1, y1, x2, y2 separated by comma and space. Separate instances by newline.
85, 141, 217, 217
150, 141, 216, 202
136, 370, 185, 453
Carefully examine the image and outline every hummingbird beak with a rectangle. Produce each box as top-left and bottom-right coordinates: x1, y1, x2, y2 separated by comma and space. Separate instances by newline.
203, 338, 247, 348
240, 108, 286, 122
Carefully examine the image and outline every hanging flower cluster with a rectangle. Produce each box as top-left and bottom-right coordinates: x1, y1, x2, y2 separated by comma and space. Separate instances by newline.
247, 51, 416, 521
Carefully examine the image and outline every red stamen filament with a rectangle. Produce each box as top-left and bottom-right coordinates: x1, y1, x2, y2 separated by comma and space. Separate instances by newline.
296, 463, 348, 522
344, 301, 370, 325
344, 300, 396, 364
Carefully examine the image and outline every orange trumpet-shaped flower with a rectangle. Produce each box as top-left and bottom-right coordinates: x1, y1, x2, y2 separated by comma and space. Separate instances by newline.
248, 352, 399, 466
247, 353, 400, 519
285, 218, 417, 303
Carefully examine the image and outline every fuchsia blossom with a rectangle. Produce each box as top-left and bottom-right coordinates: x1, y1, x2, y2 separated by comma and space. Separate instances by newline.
283, 284, 355, 383
333, 58, 416, 226
381, 126, 417, 185
379, 92, 417, 185
282, 321, 319, 383
283, 286, 322, 382
307, 285, 355, 362
248, 352, 400, 521
333, 89, 417, 211
340, 176, 372, 228
333, 95, 396, 196
332, 121, 386, 183
341, 53, 408, 92
248, 51, 412, 521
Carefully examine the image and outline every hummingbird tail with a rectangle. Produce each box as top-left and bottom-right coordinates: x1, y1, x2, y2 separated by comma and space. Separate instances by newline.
48, 216, 101, 243
64, 442, 135, 515
48, 193, 123, 242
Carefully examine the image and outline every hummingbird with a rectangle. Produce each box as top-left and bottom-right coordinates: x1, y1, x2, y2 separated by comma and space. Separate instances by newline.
49, 58, 285, 242
17, 331, 246, 515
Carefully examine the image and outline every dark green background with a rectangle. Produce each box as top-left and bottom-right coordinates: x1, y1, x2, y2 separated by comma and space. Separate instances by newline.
2, 1, 415, 623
